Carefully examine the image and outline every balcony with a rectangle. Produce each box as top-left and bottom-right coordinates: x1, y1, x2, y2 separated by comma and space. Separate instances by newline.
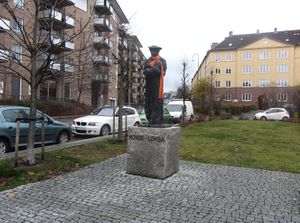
93, 35, 112, 49
50, 62, 61, 71
93, 73, 111, 82
0, 18, 10, 32
0, 49, 9, 62
38, 9, 63, 28
94, 0, 112, 15
93, 55, 112, 66
93, 17, 112, 32
40, 0, 75, 7
61, 63, 74, 73
63, 15, 75, 29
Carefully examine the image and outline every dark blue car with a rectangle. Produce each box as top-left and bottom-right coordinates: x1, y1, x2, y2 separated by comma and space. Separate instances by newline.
0, 106, 72, 156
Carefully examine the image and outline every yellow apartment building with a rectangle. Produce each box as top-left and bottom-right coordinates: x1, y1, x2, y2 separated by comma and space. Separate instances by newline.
192, 29, 300, 109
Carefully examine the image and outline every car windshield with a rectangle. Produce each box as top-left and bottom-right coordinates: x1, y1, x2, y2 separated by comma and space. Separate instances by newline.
92, 107, 114, 116
167, 104, 182, 112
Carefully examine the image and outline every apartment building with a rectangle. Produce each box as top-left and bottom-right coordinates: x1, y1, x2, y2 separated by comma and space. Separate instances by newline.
192, 29, 300, 109
0, 0, 145, 107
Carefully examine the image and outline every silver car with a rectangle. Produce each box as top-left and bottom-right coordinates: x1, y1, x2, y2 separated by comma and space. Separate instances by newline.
254, 108, 290, 121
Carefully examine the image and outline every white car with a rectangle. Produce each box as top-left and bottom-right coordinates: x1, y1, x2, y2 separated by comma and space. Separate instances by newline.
72, 106, 141, 136
254, 108, 290, 121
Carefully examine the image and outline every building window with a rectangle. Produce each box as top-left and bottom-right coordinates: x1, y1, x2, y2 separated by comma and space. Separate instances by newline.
277, 50, 288, 59
64, 82, 71, 99
243, 51, 252, 60
259, 65, 269, 73
12, 17, 23, 35
215, 80, 220, 88
225, 53, 232, 61
243, 66, 252, 74
277, 79, 288, 87
215, 95, 221, 101
13, 0, 24, 8
242, 93, 252, 102
225, 80, 231, 88
215, 54, 221, 62
224, 94, 232, 101
277, 64, 288, 73
259, 80, 269, 87
215, 68, 221, 75
242, 80, 252, 87
225, 67, 231, 74
12, 44, 22, 62
277, 93, 288, 101
75, 0, 87, 11
259, 50, 270, 59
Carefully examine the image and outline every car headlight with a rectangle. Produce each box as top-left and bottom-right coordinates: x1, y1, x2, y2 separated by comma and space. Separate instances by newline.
88, 122, 100, 126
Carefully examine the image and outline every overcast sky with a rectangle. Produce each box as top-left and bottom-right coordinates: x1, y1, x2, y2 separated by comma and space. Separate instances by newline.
117, 0, 300, 92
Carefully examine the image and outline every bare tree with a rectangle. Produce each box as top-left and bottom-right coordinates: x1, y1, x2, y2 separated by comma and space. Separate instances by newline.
0, 1, 91, 165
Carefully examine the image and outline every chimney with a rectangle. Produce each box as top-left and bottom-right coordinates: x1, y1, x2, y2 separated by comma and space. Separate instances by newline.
274, 27, 278, 33
211, 42, 219, 49
229, 31, 233, 37
256, 29, 260, 34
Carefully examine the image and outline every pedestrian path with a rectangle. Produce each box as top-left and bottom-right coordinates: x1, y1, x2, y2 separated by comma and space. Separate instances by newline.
0, 155, 299, 223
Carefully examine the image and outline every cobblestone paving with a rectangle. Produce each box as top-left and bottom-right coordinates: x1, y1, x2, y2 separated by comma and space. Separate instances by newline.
0, 154, 299, 223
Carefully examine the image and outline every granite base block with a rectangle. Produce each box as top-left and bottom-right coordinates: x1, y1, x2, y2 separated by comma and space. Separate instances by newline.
126, 126, 180, 179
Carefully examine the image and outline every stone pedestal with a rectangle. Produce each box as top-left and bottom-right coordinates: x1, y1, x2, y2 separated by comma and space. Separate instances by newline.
126, 126, 180, 179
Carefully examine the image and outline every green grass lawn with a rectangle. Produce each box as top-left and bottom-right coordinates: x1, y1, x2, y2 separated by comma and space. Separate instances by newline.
0, 120, 299, 192
180, 120, 300, 173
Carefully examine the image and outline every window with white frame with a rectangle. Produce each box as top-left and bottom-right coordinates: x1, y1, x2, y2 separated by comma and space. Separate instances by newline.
242, 80, 252, 87
215, 68, 221, 75
215, 80, 220, 88
225, 53, 232, 61
277, 93, 288, 101
259, 50, 270, 59
215, 95, 221, 101
242, 93, 252, 101
277, 79, 288, 87
259, 79, 269, 87
12, 44, 22, 62
75, 0, 87, 11
277, 50, 288, 59
243, 66, 252, 74
215, 54, 221, 62
259, 65, 269, 73
277, 64, 288, 73
225, 67, 232, 74
225, 80, 231, 88
224, 94, 232, 101
12, 17, 23, 35
243, 51, 252, 60
13, 0, 24, 8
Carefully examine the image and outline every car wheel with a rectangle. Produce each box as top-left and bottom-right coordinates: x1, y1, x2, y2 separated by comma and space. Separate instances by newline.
260, 116, 267, 120
282, 116, 289, 121
0, 139, 8, 158
133, 122, 140, 127
190, 115, 194, 122
100, 125, 110, 136
57, 131, 70, 144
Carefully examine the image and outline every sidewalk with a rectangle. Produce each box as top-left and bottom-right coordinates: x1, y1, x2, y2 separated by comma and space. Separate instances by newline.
0, 154, 299, 222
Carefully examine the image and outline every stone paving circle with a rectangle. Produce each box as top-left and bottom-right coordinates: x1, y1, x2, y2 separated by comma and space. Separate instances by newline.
0, 154, 299, 223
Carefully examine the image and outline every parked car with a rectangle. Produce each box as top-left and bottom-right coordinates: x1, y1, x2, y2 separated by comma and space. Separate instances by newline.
254, 108, 290, 121
139, 107, 173, 124
72, 106, 141, 136
0, 105, 72, 155
167, 100, 194, 123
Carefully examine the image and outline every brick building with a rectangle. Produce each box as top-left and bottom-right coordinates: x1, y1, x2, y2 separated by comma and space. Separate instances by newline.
0, 0, 145, 107
192, 29, 300, 109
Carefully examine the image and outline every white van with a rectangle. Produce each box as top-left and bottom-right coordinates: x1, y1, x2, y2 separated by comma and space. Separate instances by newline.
167, 100, 194, 123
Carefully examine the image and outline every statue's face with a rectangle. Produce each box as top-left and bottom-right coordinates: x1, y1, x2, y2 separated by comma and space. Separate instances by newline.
150, 49, 160, 56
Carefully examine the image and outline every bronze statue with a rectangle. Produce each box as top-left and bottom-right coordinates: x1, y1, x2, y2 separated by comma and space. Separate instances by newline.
143, 45, 167, 125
